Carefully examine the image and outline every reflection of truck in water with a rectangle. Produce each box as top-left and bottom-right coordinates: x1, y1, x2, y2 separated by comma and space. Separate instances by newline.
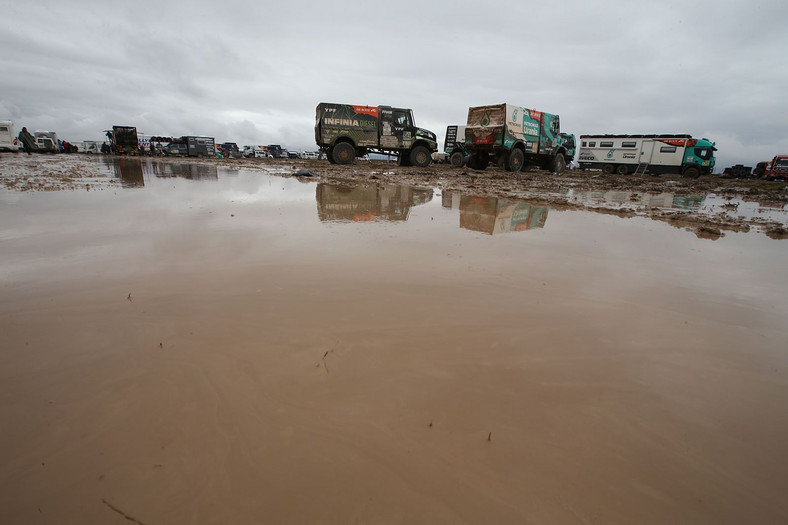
463, 103, 572, 173
578, 134, 716, 177
315, 182, 433, 222
106, 126, 139, 155
315, 103, 438, 167
459, 195, 548, 234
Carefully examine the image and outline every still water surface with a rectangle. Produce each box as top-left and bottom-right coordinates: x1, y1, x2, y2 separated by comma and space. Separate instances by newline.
1, 158, 787, 524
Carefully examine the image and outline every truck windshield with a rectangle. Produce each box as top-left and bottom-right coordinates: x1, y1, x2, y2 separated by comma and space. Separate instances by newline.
694, 147, 712, 161
775, 158, 788, 167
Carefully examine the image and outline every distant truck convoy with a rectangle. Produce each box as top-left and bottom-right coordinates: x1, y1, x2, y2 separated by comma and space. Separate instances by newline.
764, 155, 788, 180
315, 103, 438, 166
106, 126, 139, 155
463, 103, 573, 173
578, 134, 716, 178
0, 120, 15, 152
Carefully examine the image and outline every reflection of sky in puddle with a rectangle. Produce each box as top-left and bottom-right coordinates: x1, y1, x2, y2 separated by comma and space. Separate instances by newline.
3, 160, 788, 323
567, 189, 788, 226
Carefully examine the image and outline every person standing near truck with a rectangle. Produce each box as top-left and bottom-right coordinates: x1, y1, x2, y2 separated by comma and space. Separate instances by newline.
17, 127, 36, 155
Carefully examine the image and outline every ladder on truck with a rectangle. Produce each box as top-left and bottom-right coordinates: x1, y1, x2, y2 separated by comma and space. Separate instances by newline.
634, 163, 649, 175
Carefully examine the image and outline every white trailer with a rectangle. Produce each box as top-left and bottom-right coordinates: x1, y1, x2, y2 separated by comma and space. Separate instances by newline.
578, 134, 716, 177
0, 121, 15, 152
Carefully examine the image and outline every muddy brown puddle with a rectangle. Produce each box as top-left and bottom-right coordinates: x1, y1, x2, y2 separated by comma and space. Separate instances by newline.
1, 157, 788, 524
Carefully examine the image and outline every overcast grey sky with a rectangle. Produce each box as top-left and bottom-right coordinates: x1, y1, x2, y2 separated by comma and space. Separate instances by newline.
1, 0, 786, 169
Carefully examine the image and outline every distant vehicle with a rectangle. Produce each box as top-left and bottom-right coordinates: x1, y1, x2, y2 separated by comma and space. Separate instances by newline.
243, 145, 272, 158
164, 136, 215, 157
80, 140, 102, 154
314, 103, 438, 166
0, 121, 15, 152
265, 144, 288, 158
287, 151, 299, 159
721, 164, 753, 179
300, 151, 319, 160
444, 125, 468, 167
753, 161, 768, 178
463, 103, 570, 173
217, 142, 242, 158
578, 134, 716, 177
764, 155, 788, 180
33, 130, 59, 153
106, 126, 139, 155
164, 142, 188, 156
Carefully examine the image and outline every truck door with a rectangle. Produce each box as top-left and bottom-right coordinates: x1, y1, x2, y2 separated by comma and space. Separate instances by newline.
380, 108, 412, 149
639, 140, 655, 164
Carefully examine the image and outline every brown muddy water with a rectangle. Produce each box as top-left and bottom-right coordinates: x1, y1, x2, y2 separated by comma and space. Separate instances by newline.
1, 157, 788, 524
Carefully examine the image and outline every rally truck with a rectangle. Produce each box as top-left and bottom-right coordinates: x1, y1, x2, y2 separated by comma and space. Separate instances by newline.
577, 134, 716, 178
463, 103, 571, 173
315, 103, 438, 167
105, 126, 139, 155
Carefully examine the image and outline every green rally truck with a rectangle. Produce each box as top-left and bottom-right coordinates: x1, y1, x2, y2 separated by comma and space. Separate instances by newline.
315, 103, 438, 167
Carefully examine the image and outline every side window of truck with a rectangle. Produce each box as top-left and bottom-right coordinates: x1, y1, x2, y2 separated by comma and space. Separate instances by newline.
393, 111, 410, 127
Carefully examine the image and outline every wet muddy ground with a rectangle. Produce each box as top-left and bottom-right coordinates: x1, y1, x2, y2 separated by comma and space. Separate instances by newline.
3, 154, 787, 240
1, 154, 788, 524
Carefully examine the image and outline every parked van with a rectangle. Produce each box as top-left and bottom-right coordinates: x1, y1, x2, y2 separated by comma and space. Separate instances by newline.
0, 121, 15, 152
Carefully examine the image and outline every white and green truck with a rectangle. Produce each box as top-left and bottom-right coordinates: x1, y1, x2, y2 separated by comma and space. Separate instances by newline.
463, 103, 573, 173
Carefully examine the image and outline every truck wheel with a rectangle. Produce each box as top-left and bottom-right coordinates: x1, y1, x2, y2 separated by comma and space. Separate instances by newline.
616, 164, 629, 175
603, 164, 615, 175
683, 167, 700, 178
507, 148, 525, 172
409, 145, 431, 167
332, 143, 355, 164
450, 151, 465, 168
552, 153, 566, 174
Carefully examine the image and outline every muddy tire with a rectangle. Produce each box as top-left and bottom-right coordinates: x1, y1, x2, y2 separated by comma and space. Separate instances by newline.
603, 164, 615, 175
616, 164, 629, 175
409, 145, 431, 167
332, 142, 355, 165
450, 151, 465, 168
507, 148, 525, 172
468, 154, 487, 171
683, 167, 700, 179
552, 153, 566, 174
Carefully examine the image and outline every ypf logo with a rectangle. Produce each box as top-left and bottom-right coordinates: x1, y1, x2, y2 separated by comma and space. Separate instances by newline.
481, 111, 491, 127
607, 150, 614, 159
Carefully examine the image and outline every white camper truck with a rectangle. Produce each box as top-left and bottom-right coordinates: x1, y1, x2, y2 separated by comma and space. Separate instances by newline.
578, 134, 716, 177
0, 121, 15, 152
